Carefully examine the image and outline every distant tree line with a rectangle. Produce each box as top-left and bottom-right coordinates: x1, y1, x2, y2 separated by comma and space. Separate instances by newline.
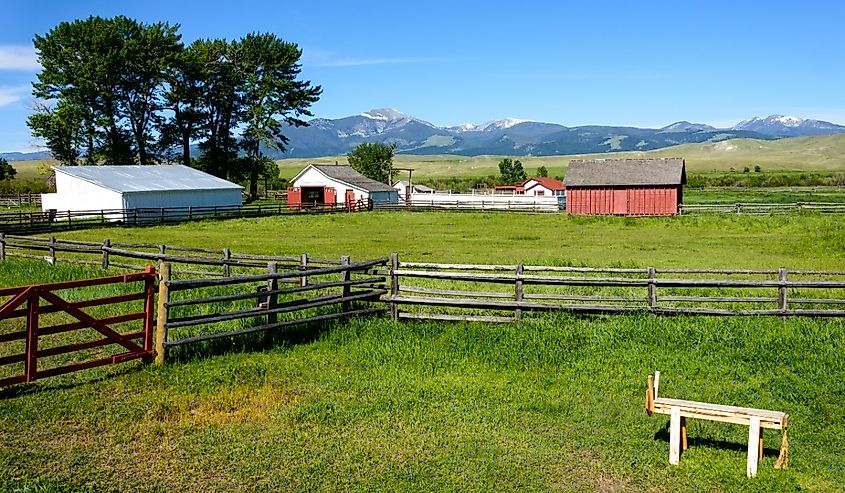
27, 16, 321, 198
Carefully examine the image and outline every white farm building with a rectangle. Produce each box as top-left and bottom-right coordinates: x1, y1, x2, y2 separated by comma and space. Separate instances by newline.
289, 164, 398, 209
42, 165, 243, 220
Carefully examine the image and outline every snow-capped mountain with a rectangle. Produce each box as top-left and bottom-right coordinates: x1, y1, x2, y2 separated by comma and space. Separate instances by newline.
449, 118, 529, 133
732, 115, 845, 137
272, 108, 788, 158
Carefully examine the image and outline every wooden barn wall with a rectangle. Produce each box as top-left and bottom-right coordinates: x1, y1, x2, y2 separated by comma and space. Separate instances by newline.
566, 186, 679, 216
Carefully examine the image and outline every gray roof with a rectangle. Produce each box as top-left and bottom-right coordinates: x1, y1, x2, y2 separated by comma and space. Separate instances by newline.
303, 164, 396, 193
565, 158, 686, 187
53, 165, 243, 194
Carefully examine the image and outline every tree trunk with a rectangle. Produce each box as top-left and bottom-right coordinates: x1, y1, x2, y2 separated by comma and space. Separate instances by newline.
249, 145, 259, 200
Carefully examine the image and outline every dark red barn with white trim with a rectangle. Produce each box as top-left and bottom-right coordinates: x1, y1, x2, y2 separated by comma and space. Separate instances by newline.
565, 158, 686, 216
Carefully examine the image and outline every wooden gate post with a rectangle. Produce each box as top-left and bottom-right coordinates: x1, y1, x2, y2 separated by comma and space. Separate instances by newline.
778, 267, 788, 314
0, 232, 5, 261
390, 253, 399, 321
25, 289, 39, 382
222, 248, 231, 277
515, 264, 524, 321
48, 237, 56, 264
267, 262, 278, 326
102, 239, 111, 269
648, 266, 657, 310
143, 265, 157, 356
155, 262, 171, 365
299, 253, 308, 287
341, 256, 351, 313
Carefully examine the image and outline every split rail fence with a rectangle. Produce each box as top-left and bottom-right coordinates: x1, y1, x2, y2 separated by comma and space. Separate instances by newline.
680, 202, 845, 215
0, 267, 156, 388
0, 201, 370, 235
383, 254, 845, 321
154, 256, 388, 362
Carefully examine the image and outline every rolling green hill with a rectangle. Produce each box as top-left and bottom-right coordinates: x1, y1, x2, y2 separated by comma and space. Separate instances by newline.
276, 134, 845, 179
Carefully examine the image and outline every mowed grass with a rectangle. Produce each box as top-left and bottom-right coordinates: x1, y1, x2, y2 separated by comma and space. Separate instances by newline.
54, 211, 845, 269
1, 213, 844, 492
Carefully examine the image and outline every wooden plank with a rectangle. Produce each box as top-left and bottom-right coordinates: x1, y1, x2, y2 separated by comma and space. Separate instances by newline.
669, 407, 681, 465
747, 417, 761, 477
654, 397, 787, 420
397, 312, 515, 323
167, 258, 387, 290
167, 277, 385, 307
167, 289, 386, 329
393, 269, 650, 286
0, 352, 26, 367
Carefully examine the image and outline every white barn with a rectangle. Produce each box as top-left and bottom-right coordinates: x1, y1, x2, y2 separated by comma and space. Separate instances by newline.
42, 165, 243, 219
393, 180, 434, 201
289, 164, 398, 209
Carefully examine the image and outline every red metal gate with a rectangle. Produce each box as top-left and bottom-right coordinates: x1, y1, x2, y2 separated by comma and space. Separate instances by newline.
0, 266, 156, 388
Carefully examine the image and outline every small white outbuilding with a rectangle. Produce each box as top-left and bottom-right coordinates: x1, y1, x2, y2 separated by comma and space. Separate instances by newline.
288, 164, 398, 209
41, 165, 243, 218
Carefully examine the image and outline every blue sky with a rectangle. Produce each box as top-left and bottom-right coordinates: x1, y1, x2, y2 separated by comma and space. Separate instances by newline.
1, 0, 844, 152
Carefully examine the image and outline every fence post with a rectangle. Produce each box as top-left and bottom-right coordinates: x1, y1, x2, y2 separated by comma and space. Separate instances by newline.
648, 266, 657, 310
155, 262, 171, 365
390, 253, 399, 321
143, 265, 156, 356
341, 256, 351, 313
25, 289, 38, 382
267, 262, 278, 326
299, 253, 308, 287
0, 232, 5, 261
102, 239, 110, 269
222, 248, 231, 277
515, 264, 524, 321
48, 236, 56, 264
778, 267, 788, 317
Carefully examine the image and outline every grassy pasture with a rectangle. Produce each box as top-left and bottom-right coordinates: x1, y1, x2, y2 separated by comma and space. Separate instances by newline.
1, 213, 845, 492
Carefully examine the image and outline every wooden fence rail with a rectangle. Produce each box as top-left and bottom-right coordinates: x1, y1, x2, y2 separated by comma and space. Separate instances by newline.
0, 234, 343, 279
0, 201, 371, 235
383, 256, 845, 321
680, 202, 845, 215
154, 256, 388, 363
0, 266, 156, 388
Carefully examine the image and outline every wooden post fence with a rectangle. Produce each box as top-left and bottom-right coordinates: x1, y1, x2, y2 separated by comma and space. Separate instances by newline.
390, 253, 399, 321
515, 264, 524, 321
223, 248, 231, 277
648, 266, 657, 309
155, 262, 171, 365
300, 253, 308, 287
267, 262, 278, 326
342, 256, 351, 312
102, 239, 110, 269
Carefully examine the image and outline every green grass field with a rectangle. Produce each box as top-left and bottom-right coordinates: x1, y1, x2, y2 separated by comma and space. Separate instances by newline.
1, 212, 845, 492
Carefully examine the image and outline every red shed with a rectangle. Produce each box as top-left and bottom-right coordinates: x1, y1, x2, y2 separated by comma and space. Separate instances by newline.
565, 158, 685, 216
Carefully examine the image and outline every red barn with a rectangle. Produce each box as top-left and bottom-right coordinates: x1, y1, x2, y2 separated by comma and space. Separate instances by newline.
565, 158, 685, 216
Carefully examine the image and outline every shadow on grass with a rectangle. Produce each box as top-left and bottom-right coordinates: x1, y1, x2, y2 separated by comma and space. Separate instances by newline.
653, 421, 780, 458
163, 314, 348, 365
0, 363, 140, 400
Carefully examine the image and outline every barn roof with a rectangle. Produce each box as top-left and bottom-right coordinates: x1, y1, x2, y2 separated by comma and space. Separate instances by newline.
525, 177, 566, 191
294, 164, 396, 193
53, 165, 243, 194
565, 158, 686, 187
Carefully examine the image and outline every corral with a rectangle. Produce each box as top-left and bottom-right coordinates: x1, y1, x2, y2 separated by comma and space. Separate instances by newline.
0, 211, 843, 492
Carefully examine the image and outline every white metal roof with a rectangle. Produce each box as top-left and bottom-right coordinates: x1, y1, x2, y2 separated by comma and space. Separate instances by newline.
53, 165, 244, 194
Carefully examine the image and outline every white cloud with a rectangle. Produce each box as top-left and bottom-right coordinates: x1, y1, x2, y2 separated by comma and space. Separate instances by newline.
0, 85, 30, 107
0, 45, 40, 70
302, 49, 446, 67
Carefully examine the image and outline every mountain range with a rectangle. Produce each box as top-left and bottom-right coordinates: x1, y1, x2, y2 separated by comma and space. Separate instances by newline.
4, 111, 845, 161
